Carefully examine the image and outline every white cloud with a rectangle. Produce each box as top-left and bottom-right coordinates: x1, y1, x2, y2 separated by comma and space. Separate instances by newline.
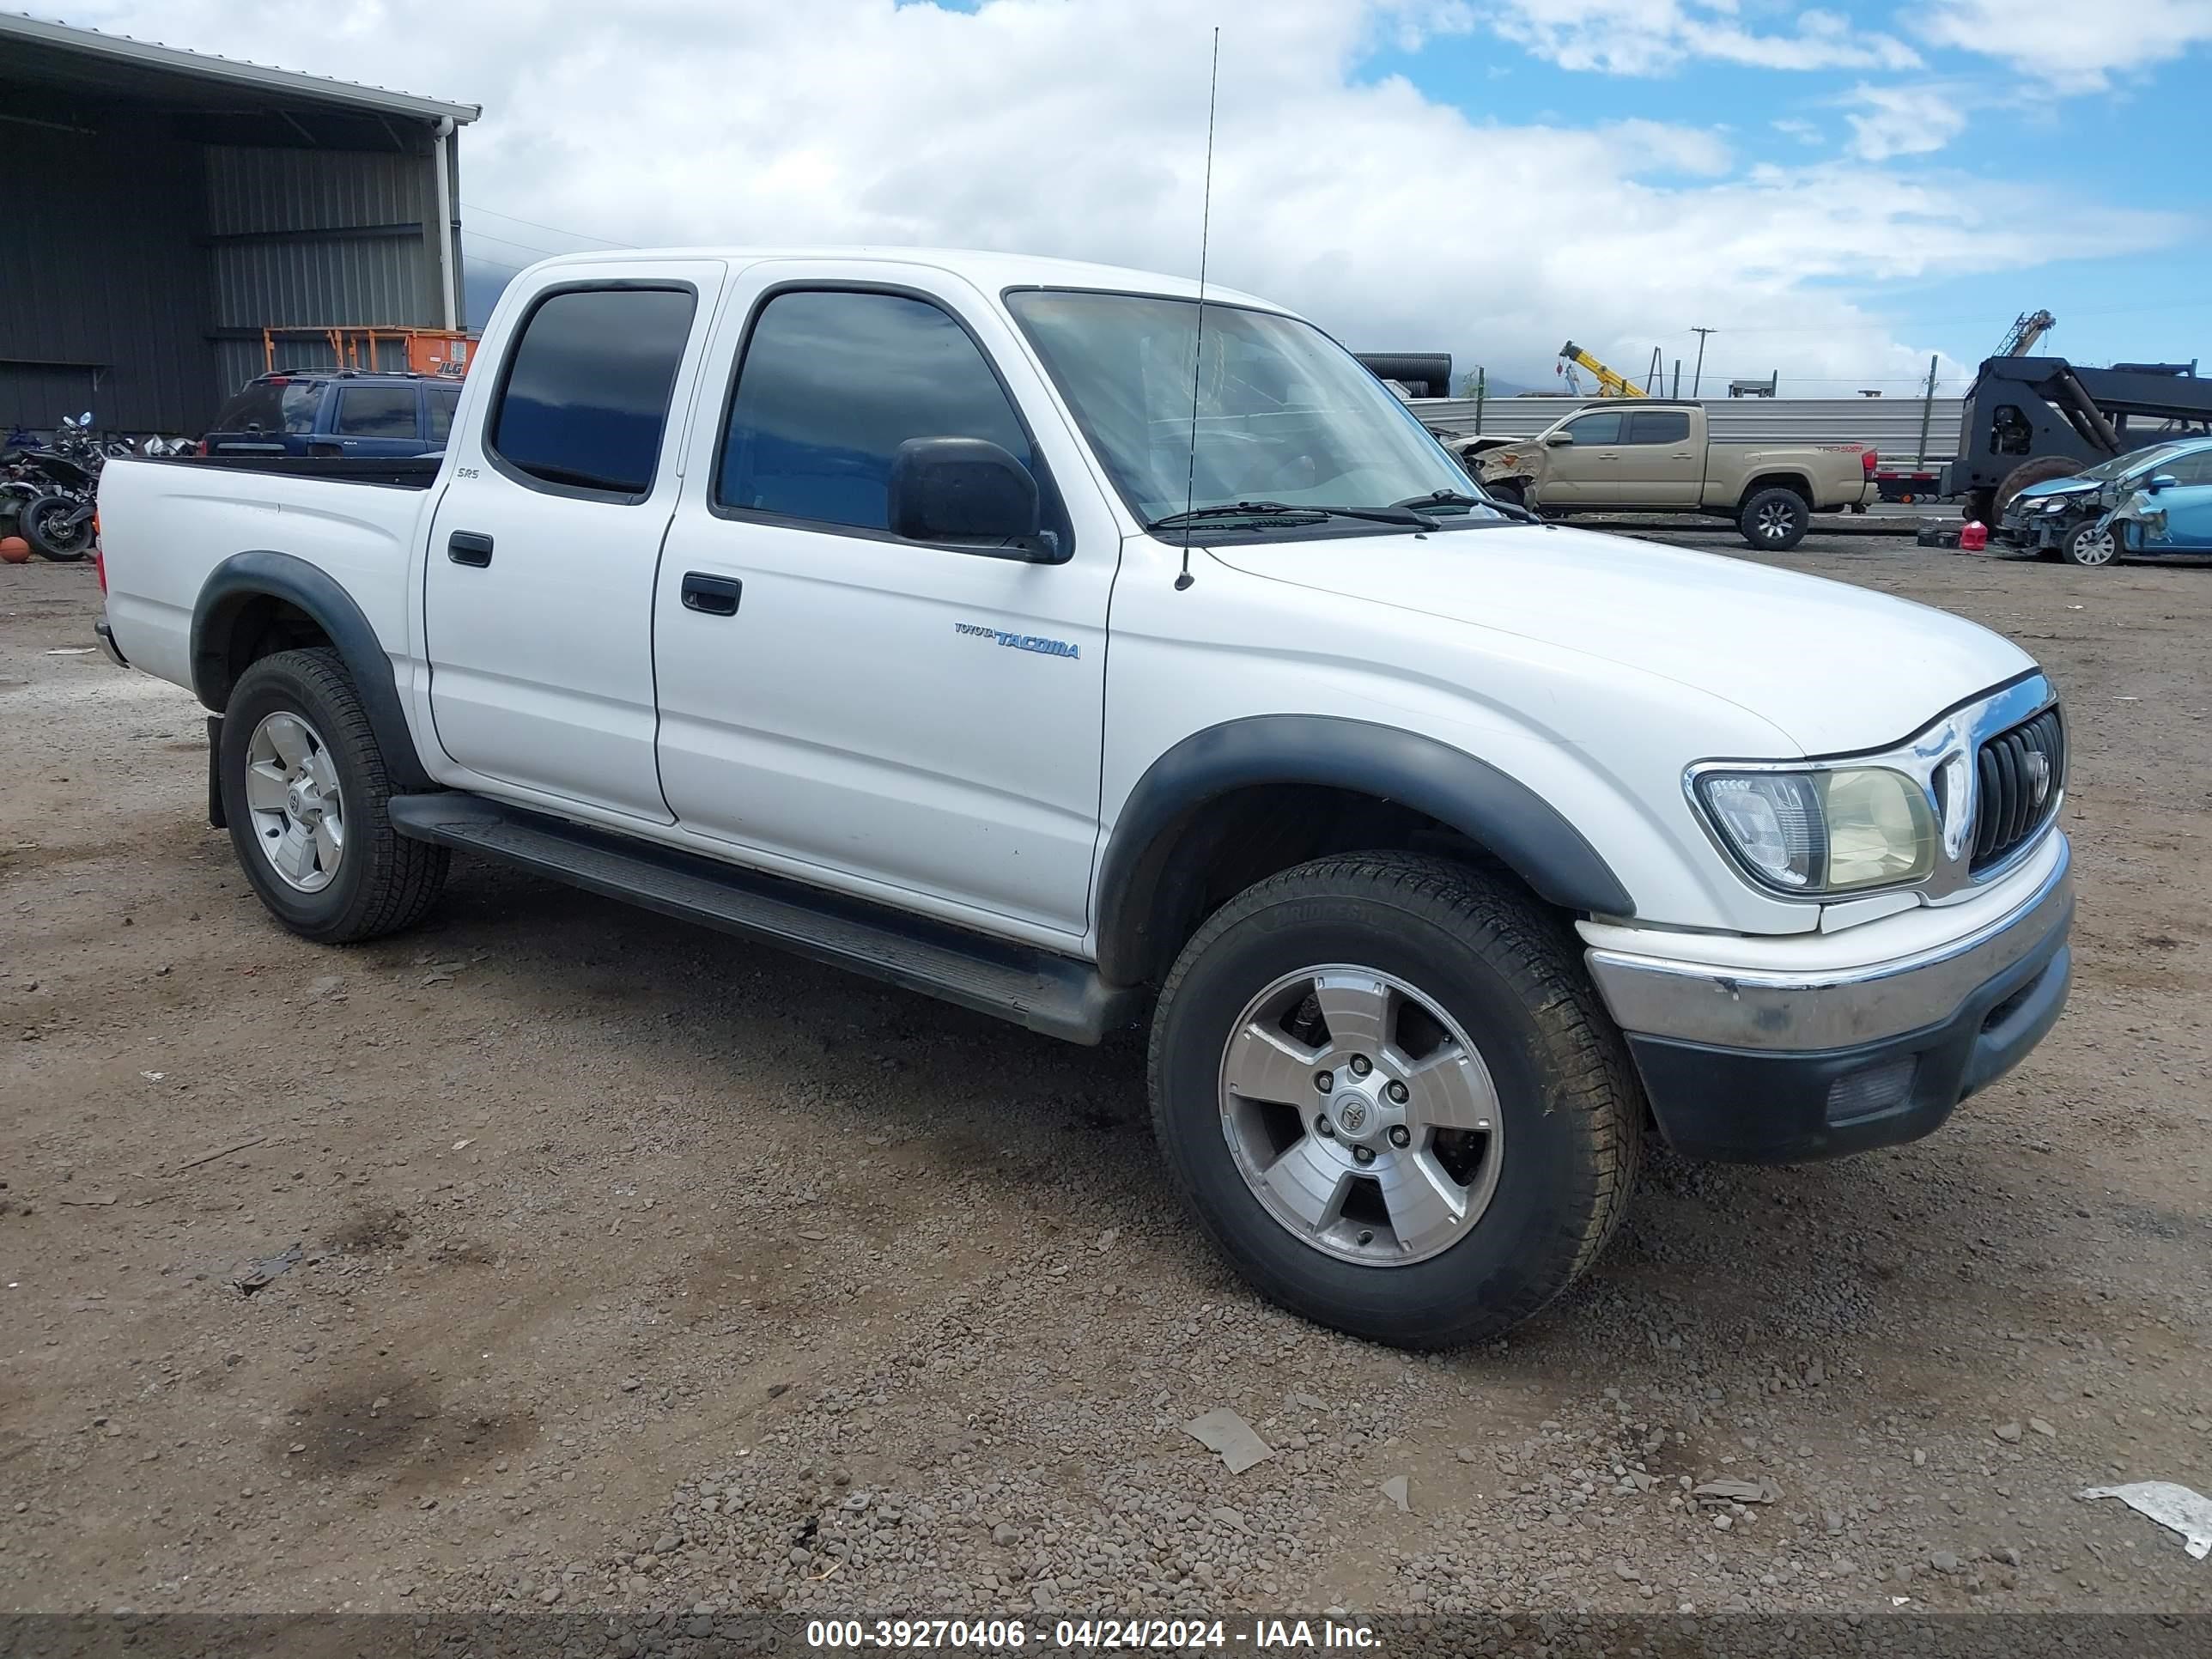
1917, 0, 2212, 91
1485, 1, 1921, 74
1842, 83, 1969, 161
64, 0, 2173, 392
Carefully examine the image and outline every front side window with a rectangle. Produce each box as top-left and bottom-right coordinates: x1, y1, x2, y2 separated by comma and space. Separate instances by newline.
717, 289, 1033, 533
490, 287, 696, 498
1626, 409, 1690, 445
2158, 448, 2212, 486
1005, 289, 1483, 532
1561, 411, 1622, 445
335, 386, 419, 437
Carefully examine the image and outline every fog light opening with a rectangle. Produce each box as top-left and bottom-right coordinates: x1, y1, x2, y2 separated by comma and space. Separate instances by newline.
1826, 1055, 1918, 1125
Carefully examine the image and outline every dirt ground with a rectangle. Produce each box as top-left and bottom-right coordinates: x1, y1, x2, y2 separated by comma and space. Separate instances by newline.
3, 533, 2209, 1620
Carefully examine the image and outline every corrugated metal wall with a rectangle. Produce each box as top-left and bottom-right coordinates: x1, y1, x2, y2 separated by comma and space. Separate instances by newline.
1414, 396, 1968, 464
205, 144, 438, 394
0, 89, 453, 436
0, 101, 215, 434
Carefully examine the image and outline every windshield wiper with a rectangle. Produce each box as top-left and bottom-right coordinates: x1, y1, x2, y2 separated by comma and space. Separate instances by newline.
1146, 500, 1440, 532
1390, 488, 1542, 526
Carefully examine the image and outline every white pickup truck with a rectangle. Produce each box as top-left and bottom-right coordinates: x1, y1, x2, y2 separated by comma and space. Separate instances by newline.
95, 247, 2074, 1349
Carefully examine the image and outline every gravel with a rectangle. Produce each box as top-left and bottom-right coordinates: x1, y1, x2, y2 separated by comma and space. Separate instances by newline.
3, 544, 2209, 1618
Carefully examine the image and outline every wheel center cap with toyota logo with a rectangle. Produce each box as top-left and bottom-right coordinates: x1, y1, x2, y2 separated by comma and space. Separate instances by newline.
1337, 1097, 1369, 1133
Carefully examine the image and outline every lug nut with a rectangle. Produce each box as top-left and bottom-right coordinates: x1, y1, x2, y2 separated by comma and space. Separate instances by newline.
1387, 1079, 1408, 1103
1314, 1115, 1335, 1138
1314, 1070, 1334, 1094
1352, 1146, 1376, 1166
1388, 1125, 1411, 1148
1348, 1054, 1372, 1078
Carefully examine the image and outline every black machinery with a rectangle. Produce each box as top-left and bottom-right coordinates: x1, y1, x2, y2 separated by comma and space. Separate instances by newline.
1948, 356, 2212, 522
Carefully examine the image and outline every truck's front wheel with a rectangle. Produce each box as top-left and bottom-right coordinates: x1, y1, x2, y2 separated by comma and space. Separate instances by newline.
219, 647, 448, 943
1147, 854, 1641, 1349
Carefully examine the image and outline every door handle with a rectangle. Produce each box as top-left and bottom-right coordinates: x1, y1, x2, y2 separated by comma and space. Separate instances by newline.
681, 572, 743, 617
447, 532, 494, 567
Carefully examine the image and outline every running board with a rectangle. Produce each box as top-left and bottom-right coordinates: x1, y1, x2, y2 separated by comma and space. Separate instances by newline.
387, 794, 1139, 1045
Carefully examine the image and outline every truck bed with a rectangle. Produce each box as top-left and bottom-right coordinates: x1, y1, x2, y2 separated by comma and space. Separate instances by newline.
97, 453, 440, 697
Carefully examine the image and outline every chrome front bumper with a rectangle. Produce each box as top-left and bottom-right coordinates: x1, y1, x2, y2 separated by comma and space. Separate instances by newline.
1587, 836, 2071, 1051
1583, 836, 2073, 1164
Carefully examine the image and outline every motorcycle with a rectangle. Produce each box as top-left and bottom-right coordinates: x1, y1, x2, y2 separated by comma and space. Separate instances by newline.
2, 414, 101, 562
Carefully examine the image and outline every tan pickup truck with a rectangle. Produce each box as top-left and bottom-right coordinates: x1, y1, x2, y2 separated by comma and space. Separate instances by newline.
1449, 403, 1876, 550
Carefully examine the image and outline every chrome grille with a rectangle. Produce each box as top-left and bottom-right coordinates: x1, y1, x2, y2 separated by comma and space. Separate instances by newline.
1972, 706, 2064, 872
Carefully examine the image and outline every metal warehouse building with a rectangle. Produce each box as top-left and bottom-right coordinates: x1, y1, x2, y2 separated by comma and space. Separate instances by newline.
0, 13, 478, 436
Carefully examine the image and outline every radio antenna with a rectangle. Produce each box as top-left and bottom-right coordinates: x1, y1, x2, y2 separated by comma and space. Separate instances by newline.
1175, 26, 1220, 593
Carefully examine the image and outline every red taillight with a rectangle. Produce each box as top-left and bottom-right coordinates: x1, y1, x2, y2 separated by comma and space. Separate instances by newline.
266, 376, 289, 386
197, 437, 209, 456
95, 545, 106, 593
1862, 448, 1879, 473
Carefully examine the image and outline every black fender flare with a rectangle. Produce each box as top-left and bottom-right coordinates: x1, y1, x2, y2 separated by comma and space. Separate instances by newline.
190, 550, 434, 792
1093, 714, 1635, 986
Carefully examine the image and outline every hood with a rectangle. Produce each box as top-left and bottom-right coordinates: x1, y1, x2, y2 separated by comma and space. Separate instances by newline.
1204, 523, 2038, 757
2015, 476, 2099, 502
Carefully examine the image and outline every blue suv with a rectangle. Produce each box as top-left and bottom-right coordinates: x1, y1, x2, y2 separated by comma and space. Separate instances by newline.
201, 371, 462, 459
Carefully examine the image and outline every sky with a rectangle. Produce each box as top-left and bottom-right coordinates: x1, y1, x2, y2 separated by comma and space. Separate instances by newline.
64, 0, 2212, 398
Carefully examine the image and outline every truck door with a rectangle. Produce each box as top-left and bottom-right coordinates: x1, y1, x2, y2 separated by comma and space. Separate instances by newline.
1540, 410, 1625, 504
1618, 407, 1701, 505
651, 265, 1115, 940
422, 263, 726, 818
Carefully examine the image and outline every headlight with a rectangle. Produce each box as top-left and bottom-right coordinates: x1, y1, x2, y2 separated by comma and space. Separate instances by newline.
1695, 767, 1938, 895
2039, 495, 2071, 514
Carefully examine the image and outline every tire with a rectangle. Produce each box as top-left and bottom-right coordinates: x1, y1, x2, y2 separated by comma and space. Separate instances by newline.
1738, 485, 1808, 550
218, 647, 448, 943
2061, 518, 2119, 568
21, 492, 92, 561
1993, 456, 2082, 519
1147, 853, 1642, 1349
1961, 489, 1996, 526
1482, 478, 1528, 510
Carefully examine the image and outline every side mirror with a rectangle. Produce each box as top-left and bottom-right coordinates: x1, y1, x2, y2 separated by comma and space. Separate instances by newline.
1544, 433, 1573, 447
2146, 473, 2179, 494
888, 437, 1053, 559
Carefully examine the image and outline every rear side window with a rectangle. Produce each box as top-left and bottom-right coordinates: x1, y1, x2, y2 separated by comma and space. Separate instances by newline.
211, 380, 319, 434
715, 289, 1033, 532
1626, 410, 1691, 445
428, 386, 461, 443
335, 386, 419, 437
489, 287, 696, 498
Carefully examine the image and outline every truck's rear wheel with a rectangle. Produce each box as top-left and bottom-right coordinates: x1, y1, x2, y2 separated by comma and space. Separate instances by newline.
219, 647, 447, 943
1147, 854, 1641, 1349
1739, 486, 1809, 550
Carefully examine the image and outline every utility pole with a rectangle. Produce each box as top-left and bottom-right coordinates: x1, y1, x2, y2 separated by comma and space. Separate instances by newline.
1690, 326, 1717, 399
1916, 354, 1940, 465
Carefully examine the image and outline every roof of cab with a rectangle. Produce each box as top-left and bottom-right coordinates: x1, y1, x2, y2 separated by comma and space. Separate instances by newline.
514, 246, 1288, 315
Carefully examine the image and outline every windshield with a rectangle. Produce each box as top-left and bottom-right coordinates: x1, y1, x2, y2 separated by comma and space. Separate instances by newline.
1005, 289, 1491, 532
2067, 441, 2197, 485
